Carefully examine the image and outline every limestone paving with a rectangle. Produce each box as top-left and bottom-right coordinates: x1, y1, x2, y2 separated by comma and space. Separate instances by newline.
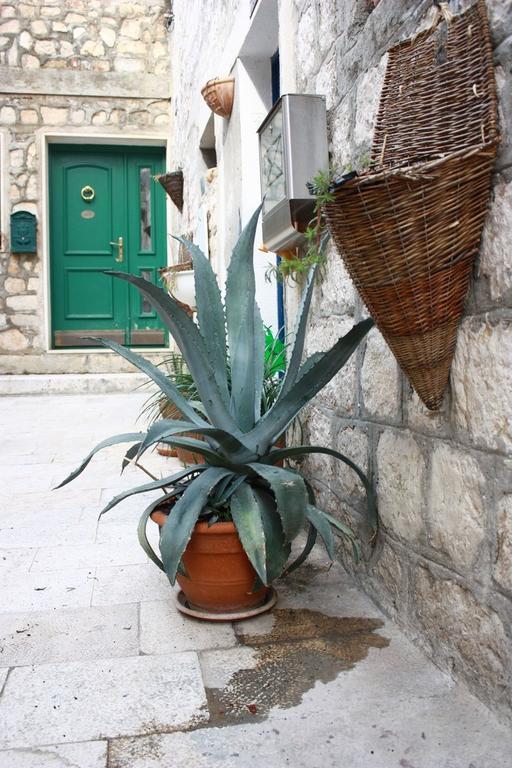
0, 391, 510, 767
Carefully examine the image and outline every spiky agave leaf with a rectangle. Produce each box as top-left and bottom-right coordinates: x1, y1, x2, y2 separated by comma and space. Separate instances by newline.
225, 206, 265, 431
159, 466, 234, 584
245, 319, 374, 454
104, 272, 241, 436
174, 236, 229, 407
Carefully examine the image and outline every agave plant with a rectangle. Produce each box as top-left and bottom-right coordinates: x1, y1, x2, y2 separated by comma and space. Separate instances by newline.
57, 207, 375, 587
140, 326, 287, 427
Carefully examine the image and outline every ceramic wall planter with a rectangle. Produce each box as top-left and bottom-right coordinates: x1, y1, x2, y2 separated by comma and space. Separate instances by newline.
160, 262, 196, 311
201, 76, 235, 118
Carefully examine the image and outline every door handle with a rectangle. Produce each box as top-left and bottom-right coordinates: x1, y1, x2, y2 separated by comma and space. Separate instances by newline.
109, 236, 124, 263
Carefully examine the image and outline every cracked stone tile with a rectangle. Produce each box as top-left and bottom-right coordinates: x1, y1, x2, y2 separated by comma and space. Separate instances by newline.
0, 604, 139, 666
0, 740, 107, 768
92, 563, 170, 606
140, 599, 237, 655
0, 652, 207, 749
0, 568, 95, 613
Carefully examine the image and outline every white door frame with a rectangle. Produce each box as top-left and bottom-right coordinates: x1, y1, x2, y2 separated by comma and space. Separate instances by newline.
38, 129, 172, 353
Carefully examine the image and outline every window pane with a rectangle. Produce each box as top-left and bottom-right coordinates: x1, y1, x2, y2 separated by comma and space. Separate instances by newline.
140, 269, 153, 315
140, 167, 152, 251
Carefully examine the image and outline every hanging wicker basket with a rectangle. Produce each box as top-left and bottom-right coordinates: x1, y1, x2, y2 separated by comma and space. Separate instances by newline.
156, 170, 184, 212
201, 76, 235, 118
324, 0, 499, 410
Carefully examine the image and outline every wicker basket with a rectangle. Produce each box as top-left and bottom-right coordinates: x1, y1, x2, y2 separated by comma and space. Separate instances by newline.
324, 0, 498, 410
156, 171, 183, 212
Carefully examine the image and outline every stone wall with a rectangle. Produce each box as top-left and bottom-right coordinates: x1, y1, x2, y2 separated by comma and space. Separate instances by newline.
288, 0, 512, 722
0, 0, 171, 372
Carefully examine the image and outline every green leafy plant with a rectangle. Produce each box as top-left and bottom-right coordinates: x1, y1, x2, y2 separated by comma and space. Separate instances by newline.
57, 207, 376, 587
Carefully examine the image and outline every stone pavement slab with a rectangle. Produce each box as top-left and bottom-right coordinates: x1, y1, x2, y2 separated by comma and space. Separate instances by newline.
0, 603, 139, 666
91, 563, 170, 606
0, 566, 95, 613
140, 599, 238, 655
1, 392, 511, 767
0, 652, 208, 749
1, 741, 107, 768
31, 540, 147, 571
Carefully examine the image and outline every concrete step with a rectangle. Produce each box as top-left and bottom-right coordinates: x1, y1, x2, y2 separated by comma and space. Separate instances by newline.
0, 373, 154, 395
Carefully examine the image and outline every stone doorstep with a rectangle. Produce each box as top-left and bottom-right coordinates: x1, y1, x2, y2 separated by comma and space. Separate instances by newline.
0, 374, 154, 396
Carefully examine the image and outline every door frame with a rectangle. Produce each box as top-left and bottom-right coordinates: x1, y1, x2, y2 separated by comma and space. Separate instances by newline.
40, 130, 172, 354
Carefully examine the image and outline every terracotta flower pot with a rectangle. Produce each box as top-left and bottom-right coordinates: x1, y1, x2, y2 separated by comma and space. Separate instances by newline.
150, 513, 268, 613
201, 76, 235, 118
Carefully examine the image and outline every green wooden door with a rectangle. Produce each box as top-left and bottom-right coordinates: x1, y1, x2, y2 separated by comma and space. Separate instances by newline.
49, 145, 167, 348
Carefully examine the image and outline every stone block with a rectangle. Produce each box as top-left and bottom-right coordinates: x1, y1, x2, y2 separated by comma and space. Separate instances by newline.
0, 105, 15, 123
100, 26, 116, 47
296, 4, 320, 82
10, 314, 38, 328
414, 567, 510, 704
19, 31, 32, 50
70, 108, 86, 124
20, 109, 39, 124
369, 540, 404, 614
494, 494, 512, 592
53, 21, 68, 32
65, 12, 87, 24
140, 599, 237, 655
0, 741, 107, 768
304, 315, 358, 416
353, 54, 387, 149
5, 277, 25, 292
376, 430, 426, 542
451, 317, 512, 452
479, 177, 512, 304
34, 39, 57, 56
428, 443, 486, 569
6, 294, 37, 311
405, 389, 450, 437
118, 39, 146, 55
0, 603, 139, 666
30, 20, 48, 37
80, 40, 105, 57
0, 652, 208, 749
360, 328, 401, 421
333, 424, 369, 499
114, 57, 145, 73
120, 19, 142, 39
40, 106, 68, 125
21, 54, 40, 69
0, 19, 20, 34
154, 113, 169, 125
0, 328, 29, 352
40, 6, 61, 18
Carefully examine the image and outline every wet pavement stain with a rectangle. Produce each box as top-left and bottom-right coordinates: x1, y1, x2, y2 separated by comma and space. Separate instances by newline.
205, 608, 389, 726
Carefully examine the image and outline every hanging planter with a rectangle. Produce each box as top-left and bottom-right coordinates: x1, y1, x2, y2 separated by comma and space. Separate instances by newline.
201, 76, 235, 118
156, 170, 184, 212
323, 0, 498, 411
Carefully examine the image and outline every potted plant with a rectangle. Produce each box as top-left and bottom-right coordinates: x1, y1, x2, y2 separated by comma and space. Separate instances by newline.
57, 208, 376, 619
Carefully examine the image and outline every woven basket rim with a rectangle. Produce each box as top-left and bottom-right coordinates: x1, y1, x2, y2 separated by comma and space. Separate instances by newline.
328, 138, 500, 194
